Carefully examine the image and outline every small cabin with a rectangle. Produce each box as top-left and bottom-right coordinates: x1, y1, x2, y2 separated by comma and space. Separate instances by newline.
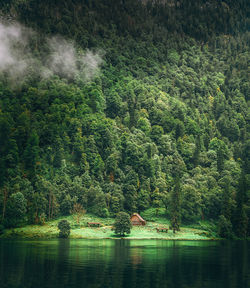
130, 213, 146, 226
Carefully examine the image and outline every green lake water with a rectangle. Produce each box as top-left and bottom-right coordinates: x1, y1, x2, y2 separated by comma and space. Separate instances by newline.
0, 239, 249, 288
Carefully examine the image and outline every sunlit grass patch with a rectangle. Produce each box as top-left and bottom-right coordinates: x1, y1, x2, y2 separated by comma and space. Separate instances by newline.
1, 213, 212, 240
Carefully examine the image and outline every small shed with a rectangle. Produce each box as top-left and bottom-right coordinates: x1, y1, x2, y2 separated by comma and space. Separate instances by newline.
130, 213, 146, 226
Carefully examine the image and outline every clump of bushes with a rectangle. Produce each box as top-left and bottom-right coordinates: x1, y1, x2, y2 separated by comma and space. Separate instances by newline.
58, 220, 71, 238
217, 215, 233, 239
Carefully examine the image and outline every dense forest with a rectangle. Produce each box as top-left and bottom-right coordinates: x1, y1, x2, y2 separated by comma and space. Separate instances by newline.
0, 0, 249, 238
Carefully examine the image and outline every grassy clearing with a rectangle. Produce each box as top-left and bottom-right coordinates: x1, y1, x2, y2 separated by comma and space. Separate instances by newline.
1, 211, 214, 240
141, 208, 170, 224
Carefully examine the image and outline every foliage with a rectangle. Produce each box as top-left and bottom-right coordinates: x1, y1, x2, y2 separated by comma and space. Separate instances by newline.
217, 215, 233, 239
58, 219, 71, 238
113, 212, 132, 236
0, 213, 211, 240
170, 177, 182, 232
233, 173, 249, 238
181, 184, 202, 223
72, 203, 86, 224
4, 192, 27, 228
0, 0, 249, 238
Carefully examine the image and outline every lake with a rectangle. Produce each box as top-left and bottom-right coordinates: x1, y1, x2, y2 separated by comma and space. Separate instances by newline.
0, 239, 249, 288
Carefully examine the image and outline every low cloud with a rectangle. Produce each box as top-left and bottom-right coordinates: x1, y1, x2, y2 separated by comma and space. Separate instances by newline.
0, 22, 34, 83
81, 50, 103, 82
0, 21, 103, 86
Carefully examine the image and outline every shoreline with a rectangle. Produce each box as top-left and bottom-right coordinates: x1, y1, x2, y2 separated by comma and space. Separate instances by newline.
0, 214, 216, 241
0, 235, 218, 241
0, 229, 216, 241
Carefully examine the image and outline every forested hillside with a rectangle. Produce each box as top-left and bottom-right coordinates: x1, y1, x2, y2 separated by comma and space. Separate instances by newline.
0, 0, 249, 238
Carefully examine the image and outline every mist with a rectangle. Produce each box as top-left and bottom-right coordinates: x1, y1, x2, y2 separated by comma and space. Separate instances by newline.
0, 22, 34, 84
0, 21, 103, 86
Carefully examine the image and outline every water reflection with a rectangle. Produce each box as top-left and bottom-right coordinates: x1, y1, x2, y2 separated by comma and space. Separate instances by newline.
0, 239, 249, 288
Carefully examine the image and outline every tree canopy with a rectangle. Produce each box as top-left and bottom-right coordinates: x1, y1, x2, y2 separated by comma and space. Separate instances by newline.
0, 0, 249, 238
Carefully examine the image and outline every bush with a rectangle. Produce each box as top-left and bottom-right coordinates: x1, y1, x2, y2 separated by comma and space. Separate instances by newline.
98, 208, 110, 218
113, 212, 132, 236
4, 192, 27, 228
58, 220, 71, 238
218, 215, 233, 239
38, 213, 46, 225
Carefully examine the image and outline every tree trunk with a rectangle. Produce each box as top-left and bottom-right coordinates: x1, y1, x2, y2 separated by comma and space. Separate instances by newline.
51, 194, 54, 219
48, 191, 51, 220
2, 187, 8, 220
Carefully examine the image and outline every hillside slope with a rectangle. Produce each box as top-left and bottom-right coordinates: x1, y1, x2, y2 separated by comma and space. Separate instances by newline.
0, 0, 249, 238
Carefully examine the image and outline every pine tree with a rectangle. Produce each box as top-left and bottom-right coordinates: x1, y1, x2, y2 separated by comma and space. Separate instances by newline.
217, 146, 225, 172
192, 135, 201, 168
221, 177, 232, 220
23, 132, 40, 177
170, 177, 182, 233
233, 173, 248, 238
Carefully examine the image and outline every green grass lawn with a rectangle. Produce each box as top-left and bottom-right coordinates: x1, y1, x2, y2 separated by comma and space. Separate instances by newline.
1, 212, 214, 240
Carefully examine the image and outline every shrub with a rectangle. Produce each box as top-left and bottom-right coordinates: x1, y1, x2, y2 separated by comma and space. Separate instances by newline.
39, 213, 46, 225
4, 192, 27, 228
113, 212, 132, 236
58, 220, 71, 238
218, 215, 233, 239
98, 208, 110, 218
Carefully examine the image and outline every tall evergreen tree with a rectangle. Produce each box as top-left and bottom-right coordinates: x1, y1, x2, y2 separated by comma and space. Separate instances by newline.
233, 173, 248, 238
23, 132, 40, 177
170, 177, 182, 233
